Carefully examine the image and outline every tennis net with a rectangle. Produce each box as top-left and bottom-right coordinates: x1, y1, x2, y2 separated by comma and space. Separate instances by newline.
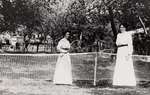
0, 52, 149, 85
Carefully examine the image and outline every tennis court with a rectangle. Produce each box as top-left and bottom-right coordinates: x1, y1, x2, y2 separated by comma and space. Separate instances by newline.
0, 52, 149, 95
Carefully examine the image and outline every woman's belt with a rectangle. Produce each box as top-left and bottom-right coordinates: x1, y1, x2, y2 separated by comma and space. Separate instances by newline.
117, 44, 128, 47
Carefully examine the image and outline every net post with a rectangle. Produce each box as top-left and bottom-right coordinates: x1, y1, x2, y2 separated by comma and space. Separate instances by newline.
94, 40, 100, 86
94, 52, 98, 86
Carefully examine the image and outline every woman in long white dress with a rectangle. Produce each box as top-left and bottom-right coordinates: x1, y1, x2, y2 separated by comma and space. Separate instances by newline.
113, 25, 145, 86
53, 32, 72, 85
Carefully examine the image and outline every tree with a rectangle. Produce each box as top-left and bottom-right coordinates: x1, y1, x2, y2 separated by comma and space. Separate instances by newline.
0, 0, 150, 53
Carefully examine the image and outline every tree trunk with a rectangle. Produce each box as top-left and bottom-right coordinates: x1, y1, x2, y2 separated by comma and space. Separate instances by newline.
108, 7, 118, 42
36, 43, 39, 53
51, 31, 56, 53
108, 7, 118, 53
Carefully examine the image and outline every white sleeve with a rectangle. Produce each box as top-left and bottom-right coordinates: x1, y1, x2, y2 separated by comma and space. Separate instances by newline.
128, 28, 144, 34
116, 34, 121, 46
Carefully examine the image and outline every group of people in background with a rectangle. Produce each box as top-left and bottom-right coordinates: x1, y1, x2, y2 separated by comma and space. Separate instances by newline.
0, 31, 53, 52
53, 25, 148, 87
0, 32, 21, 51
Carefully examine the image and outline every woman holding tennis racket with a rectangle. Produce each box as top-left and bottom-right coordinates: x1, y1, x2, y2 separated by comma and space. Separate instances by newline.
113, 25, 148, 87
53, 31, 72, 85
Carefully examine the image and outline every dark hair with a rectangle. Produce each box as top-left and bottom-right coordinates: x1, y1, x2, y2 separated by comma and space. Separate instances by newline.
63, 31, 70, 37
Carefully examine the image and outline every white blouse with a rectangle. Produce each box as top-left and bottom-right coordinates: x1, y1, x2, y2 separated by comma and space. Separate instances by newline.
57, 38, 71, 53
116, 32, 133, 54
116, 28, 145, 53
116, 32, 132, 45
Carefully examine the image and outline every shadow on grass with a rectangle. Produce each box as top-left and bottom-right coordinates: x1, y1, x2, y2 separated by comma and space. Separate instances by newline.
73, 80, 150, 88
44, 79, 150, 89
73, 80, 113, 88
138, 80, 150, 88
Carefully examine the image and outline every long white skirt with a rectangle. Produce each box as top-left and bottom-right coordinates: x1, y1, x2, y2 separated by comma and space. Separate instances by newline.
53, 53, 72, 85
113, 46, 136, 86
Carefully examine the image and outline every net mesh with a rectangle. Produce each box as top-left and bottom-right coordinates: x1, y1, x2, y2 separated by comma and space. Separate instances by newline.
0, 54, 58, 80
0, 53, 95, 81
97, 52, 150, 83
0, 52, 149, 85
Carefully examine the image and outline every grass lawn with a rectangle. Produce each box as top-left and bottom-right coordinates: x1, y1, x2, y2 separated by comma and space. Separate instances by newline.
0, 79, 149, 95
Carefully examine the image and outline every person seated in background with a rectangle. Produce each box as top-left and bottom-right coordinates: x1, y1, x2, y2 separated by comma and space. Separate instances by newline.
4, 32, 11, 45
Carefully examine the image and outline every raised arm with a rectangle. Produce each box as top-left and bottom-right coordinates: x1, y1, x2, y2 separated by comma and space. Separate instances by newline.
136, 28, 146, 33
128, 27, 149, 34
